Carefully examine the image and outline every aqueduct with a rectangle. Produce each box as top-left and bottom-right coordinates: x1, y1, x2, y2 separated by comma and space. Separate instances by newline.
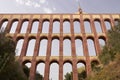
0, 13, 120, 80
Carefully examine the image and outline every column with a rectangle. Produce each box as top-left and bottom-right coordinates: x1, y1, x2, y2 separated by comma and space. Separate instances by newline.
59, 15, 63, 80
80, 15, 91, 76
70, 15, 78, 80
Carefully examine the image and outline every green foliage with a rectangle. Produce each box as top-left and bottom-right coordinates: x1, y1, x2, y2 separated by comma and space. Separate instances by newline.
86, 20, 120, 80
64, 72, 73, 80
0, 31, 27, 80
64, 68, 86, 80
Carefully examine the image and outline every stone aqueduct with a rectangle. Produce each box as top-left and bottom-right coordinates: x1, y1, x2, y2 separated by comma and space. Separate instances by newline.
0, 13, 120, 80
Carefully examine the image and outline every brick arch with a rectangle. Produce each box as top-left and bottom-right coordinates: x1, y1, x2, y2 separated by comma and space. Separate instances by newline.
2, 14, 119, 80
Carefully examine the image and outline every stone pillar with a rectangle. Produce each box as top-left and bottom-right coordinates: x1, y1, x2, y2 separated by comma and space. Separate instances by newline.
44, 17, 53, 80
70, 15, 78, 80
80, 15, 91, 76
90, 15, 101, 55
59, 15, 63, 80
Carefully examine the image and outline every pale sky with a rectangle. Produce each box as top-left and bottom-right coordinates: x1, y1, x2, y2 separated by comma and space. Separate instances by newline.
0, 0, 120, 14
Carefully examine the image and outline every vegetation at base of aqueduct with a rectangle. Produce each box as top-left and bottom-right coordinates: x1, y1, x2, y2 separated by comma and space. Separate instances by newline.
0, 31, 43, 80
64, 21, 120, 80
87, 20, 120, 80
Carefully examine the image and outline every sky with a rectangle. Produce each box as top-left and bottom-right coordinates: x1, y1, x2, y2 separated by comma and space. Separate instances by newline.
0, 0, 120, 14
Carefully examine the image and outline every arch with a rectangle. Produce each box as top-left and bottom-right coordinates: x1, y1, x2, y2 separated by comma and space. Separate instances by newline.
94, 20, 102, 33
104, 19, 112, 30
87, 39, 96, 56
63, 62, 73, 80
51, 38, 59, 56
77, 62, 86, 80
31, 20, 39, 33
63, 38, 72, 56
74, 20, 81, 33
42, 20, 50, 33
114, 19, 120, 26
0, 19, 8, 32
38, 38, 48, 56
20, 20, 29, 33
91, 60, 100, 71
15, 39, 24, 56
26, 39, 36, 56
10, 20, 18, 33
53, 21, 60, 33
98, 38, 106, 50
75, 39, 84, 56
49, 62, 59, 80
63, 20, 71, 33
84, 20, 92, 33
36, 62, 45, 79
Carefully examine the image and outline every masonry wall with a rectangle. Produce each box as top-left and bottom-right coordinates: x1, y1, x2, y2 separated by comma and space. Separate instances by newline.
0, 14, 120, 80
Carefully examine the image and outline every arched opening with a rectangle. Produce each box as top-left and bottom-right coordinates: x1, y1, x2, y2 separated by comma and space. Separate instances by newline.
15, 39, 24, 56
87, 39, 96, 56
63, 38, 72, 56
84, 20, 92, 33
63, 62, 72, 80
91, 60, 100, 72
75, 39, 84, 56
114, 19, 120, 26
104, 20, 111, 30
31, 20, 39, 33
0, 20, 8, 32
94, 20, 102, 33
49, 62, 59, 80
36, 62, 45, 79
51, 39, 59, 56
20, 20, 29, 33
53, 21, 60, 33
74, 21, 81, 33
42, 21, 49, 33
99, 38, 106, 50
38, 38, 48, 56
77, 62, 86, 80
23, 62, 31, 78
26, 39, 36, 56
10, 20, 18, 33
63, 20, 71, 33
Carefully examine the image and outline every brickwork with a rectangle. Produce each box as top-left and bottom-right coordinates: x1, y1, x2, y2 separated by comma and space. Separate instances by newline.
1, 13, 120, 80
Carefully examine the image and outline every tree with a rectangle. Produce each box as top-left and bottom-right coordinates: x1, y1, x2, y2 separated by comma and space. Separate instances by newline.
86, 20, 120, 80
0, 31, 27, 80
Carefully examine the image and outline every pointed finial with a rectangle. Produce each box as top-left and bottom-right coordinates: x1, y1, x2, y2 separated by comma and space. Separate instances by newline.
77, 0, 82, 14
